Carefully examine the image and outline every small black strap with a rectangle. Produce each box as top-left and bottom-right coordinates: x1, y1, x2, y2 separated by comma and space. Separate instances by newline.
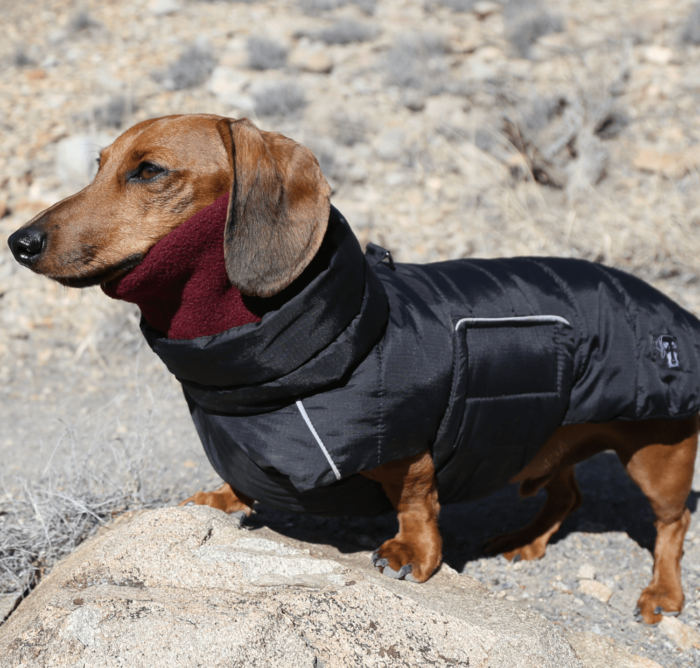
365, 242, 396, 270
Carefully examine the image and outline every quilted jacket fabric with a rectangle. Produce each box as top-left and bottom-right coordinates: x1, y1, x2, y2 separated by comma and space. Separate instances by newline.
140, 207, 700, 516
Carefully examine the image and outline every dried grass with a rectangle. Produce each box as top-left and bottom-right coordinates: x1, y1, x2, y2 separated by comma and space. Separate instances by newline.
0, 418, 170, 607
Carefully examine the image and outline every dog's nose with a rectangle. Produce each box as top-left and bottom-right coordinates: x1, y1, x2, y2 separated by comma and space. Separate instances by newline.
8, 227, 47, 266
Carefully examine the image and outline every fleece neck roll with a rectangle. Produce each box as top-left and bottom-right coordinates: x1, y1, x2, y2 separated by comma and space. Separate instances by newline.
102, 194, 260, 340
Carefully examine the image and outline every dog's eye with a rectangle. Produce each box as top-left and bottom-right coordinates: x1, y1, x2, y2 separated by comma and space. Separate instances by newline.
132, 162, 165, 181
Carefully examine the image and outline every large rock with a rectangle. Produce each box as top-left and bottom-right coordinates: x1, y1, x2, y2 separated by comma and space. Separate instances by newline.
0, 506, 582, 668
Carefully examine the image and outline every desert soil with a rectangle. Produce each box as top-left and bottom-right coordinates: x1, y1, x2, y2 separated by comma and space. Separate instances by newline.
2, 0, 700, 665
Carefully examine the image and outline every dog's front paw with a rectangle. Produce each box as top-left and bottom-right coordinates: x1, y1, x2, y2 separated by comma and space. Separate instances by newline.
370, 538, 440, 583
635, 586, 684, 625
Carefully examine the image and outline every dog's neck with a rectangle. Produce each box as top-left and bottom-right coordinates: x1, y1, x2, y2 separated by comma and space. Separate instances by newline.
102, 194, 261, 339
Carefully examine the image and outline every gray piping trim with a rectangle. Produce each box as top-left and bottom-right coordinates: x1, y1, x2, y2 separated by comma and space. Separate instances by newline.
296, 400, 341, 480
455, 315, 571, 330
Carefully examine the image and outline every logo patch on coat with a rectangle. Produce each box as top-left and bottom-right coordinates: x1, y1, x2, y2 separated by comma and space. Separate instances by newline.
656, 334, 680, 369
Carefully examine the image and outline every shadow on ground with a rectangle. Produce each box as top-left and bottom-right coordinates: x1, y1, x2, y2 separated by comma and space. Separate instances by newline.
246, 452, 700, 573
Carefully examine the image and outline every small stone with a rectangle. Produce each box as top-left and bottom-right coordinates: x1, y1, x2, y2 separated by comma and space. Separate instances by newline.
578, 579, 612, 603
642, 45, 673, 66
55, 133, 115, 189
566, 631, 664, 668
374, 129, 406, 162
423, 94, 465, 120
577, 563, 596, 581
207, 66, 250, 106
633, 147, 700, 180
472, 1, 501, 19
401, 90, 425, 112
148, 0, 182, 16
289, 47, 333, 74
658, 616, 700, 651
26, 68, 46, 80
633, 149, 676, 176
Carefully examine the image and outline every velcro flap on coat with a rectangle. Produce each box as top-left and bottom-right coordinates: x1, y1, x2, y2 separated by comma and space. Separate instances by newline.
435, 318, 574, 504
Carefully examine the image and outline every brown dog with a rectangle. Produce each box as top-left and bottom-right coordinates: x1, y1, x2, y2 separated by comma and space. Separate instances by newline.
8, 114, 697, 625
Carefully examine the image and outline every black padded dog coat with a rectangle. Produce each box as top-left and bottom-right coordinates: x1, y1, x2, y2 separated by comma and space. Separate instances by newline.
138, 207, 700, 516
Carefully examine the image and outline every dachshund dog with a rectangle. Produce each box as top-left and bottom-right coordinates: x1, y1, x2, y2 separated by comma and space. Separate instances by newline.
8, 114, 698, 626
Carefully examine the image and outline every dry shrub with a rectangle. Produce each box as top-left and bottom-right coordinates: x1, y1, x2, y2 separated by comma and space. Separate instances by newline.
247, 37, 288, 70
300, 0, 376, 15
682, 3, 700, 44
153, 43, 217, 91
68, 11, 101, 33
313, 20, 376, 45
252, 81, 307, 117
504, 0, 563, 58
430, 0, 476, 11
0, 425, 169, 608
92, 95, 132, 129
384, 32, 449, 93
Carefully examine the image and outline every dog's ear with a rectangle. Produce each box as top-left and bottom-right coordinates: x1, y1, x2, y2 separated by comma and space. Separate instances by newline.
216, 118, 331, 298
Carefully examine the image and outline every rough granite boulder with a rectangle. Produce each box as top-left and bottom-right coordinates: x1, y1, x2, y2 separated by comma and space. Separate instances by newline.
0, 505, 588, 668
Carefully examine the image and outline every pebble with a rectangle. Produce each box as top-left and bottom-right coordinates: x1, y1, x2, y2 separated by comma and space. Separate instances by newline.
579, 579, 613, 604
578, 563, 597, 581
55, 133, 115, 189
472, 2, 502, 19
642, 45, 674, 66
289, 47, 333, 74
148, 0, 182, 16
658, 617, 700, 651
374, 129, 406, 162
207, 67, 250, 106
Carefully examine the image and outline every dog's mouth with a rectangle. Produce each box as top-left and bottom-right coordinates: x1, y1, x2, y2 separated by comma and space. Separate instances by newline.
49, 254, 144, 288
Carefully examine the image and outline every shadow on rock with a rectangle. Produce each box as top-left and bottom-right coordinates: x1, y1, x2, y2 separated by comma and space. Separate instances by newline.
245, 451, 693, 574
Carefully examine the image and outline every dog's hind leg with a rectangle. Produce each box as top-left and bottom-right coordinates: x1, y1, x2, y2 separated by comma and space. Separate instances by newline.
616, 421, 698, 625
179, 483, 255, 517
484, 465, 583, 561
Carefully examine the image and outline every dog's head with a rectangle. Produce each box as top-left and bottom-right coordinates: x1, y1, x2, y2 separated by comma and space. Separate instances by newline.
8, 114, 331, 298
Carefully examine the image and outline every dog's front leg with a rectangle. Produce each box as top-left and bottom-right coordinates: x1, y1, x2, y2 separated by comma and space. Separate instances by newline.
361, 450, 442, 583
179, 483, 255, 517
